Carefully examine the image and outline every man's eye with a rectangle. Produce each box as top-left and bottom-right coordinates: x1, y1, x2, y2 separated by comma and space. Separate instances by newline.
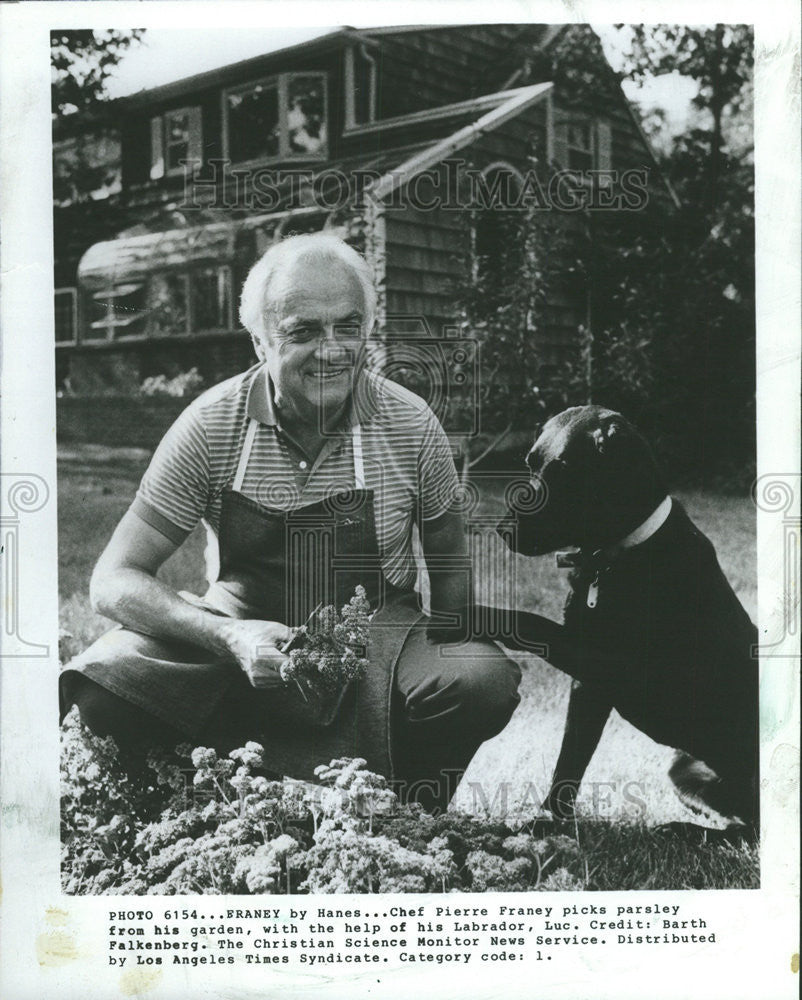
288, 326, 318, 342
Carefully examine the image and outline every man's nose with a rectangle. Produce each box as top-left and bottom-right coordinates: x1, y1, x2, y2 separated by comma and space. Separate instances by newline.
315, 333, 348, 355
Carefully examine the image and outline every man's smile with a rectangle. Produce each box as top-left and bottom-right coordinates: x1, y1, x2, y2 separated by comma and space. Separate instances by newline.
305, 366, 349, 380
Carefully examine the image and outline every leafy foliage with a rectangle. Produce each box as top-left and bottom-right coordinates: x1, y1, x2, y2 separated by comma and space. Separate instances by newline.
139, 368, 205, 398
280, 586, 371, 700
618, 25, 756, 485
51, 30, 145, 118
61, 715, 593, 895
626, 25, 753, 128
51, 30, 144, 204
456, 25, 754, 487
61, 708, 758, 894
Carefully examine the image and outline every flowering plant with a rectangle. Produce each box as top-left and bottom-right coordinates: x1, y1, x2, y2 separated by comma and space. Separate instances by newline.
61, 710, 591, 895
279, 585, 371, 705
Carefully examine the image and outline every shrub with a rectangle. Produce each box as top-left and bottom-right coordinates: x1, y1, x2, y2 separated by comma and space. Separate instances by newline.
61, 718, 590, 895
139, 368, 204, 398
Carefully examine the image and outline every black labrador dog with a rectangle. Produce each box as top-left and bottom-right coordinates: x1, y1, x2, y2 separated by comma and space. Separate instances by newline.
494, 405, 759, 832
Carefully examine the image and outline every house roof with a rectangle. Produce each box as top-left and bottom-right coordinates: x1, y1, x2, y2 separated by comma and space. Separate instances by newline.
369, 83, 552, 201
117, 24, 554, 110
119, 27, 369, 109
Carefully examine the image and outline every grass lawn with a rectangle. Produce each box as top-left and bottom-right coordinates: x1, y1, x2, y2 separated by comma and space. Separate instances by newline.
58, 443, 759, 890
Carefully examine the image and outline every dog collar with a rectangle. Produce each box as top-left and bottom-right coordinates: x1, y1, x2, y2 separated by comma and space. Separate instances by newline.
556, 496, 673, 566
615, 495, 673, 551
556, 496, 673, 608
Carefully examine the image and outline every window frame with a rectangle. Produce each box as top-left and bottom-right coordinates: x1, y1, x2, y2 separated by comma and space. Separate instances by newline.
54, 287, 79, 346
86, 282, 148, 343
344, 45, 377, 130
145, 271, 191, 339
150, 105, 203, 180
188, 264, 235, 334
222, 71, 329, 167
164, 108, 195, 175
565, 121, 595, 173
76, 266, 235, 346
551, 115, 613, 181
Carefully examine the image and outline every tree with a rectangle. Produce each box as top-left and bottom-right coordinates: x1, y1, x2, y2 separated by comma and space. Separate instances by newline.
51, 29, 145, 118
451, 24, 755, 485
624, 25, 753, 211
620, 26, 756, 484
51, 30, 145, 203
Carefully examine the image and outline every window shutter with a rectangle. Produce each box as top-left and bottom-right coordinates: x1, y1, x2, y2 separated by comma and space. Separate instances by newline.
187, 106, 203, 166
596, 121, 612, 171
149, 117, 164, 180
551, 121, 568, 168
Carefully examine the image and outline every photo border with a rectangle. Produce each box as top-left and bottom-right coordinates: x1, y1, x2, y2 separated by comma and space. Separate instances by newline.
1, 3, 799, 998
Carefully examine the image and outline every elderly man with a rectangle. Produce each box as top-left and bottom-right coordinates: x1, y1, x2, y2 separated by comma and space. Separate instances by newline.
60, 233, 520, 812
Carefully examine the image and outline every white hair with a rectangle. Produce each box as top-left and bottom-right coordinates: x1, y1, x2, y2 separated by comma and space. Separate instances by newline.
239, 232, 376, 338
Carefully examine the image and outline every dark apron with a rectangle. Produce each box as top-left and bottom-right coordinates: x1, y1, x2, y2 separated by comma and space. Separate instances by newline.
61, 419, 424, 781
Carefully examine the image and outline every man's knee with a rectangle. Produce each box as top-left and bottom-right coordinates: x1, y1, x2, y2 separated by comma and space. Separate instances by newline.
461, 651, 521, 735
402, 643, 521, 738
60, 672, 179, 750
61, 672, 122, 738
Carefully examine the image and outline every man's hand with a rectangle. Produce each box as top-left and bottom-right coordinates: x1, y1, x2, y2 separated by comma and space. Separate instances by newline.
218, 619, 293, 689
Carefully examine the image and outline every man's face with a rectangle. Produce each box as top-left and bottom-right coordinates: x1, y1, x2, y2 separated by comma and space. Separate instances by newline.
256, 257, 369, 423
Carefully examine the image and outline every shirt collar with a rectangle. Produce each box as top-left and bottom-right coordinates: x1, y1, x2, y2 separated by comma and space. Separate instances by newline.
245, 364, 278, 426
245, 363, 378, 430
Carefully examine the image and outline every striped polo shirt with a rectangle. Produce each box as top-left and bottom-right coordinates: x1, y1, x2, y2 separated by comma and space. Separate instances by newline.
131, 363, 460, 590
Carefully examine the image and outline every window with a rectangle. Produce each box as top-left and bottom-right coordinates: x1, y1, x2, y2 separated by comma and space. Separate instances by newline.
566, 123, 594, 172
226, 81, 280, 163
552, 119, 612, 174
191, 267, 233, 332
344, 45, 377, 128
87, 283, 147, 340
147, 273, 189, 335
472, 165, 524, 319
287, 75, 326, 154
150, 107, 202, 180
80, 268, 233, 343
224, 73, 327, 164
54, 288, 78, 344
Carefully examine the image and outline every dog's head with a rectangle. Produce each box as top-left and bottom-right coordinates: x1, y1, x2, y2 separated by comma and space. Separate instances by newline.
499, 405, 667, 555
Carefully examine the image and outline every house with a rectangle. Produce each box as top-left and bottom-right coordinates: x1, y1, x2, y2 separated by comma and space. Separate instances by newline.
54, 23, 675, 447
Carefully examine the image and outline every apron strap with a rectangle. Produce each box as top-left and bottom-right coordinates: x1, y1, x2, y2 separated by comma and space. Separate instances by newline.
233, 418, 258, 492
233, 418, 365, 492
352, 423, 365, 489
